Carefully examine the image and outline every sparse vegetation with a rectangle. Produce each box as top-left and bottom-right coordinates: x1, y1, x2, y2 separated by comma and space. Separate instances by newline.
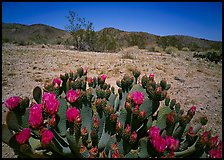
193, 50, 222, 64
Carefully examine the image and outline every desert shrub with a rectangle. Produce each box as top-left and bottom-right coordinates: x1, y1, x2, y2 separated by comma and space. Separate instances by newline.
165, 46, 179, 55
121, 52, 135, 59
2, 67, 222, 158
182, 47, 189, 51
154, 46, 163, 52
193, 50, 222, 64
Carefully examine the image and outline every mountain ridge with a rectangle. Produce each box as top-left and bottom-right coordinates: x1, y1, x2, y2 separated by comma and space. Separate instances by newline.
2, 22, 222, 52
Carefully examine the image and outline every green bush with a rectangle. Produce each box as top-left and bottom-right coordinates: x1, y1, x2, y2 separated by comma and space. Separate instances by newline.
165, 46, 179, 55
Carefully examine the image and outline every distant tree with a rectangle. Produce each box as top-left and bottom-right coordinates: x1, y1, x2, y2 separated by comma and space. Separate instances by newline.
65, 11, 96, 51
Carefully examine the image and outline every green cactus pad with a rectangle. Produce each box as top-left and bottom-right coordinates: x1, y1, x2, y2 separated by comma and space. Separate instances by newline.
113, 96, 120, 112
139, 97, 153, 117
21, 109, 29, 128
6, 111, 20, 132
33, 86, 42, 104
139, 137, 149, 158
66, 131, 81, 157
57, 98, 68, 136
118, 108, 127, 127
98, 129, 111, 150
156, 106, 172, 130
130, 84, 148, 98
125, 150, 139, 158
104, 135, 116, 154
2, 124, 13, 145
29, 137, 41, 150
81, 104, 93, 134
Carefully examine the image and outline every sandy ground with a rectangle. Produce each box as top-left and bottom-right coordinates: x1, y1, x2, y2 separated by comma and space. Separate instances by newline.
2, 43, 222, 158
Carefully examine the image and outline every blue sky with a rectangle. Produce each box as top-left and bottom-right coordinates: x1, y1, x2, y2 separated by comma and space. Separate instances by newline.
2, 2, 222, 41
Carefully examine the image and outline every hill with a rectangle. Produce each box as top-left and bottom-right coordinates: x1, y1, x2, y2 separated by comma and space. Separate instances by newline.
2, 23, 222, 52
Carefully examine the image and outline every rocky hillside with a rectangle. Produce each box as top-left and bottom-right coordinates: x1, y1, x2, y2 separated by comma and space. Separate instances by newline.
2, 23, 222, 52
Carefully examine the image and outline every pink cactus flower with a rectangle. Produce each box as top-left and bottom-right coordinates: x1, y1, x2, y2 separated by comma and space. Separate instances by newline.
165, 136, 179, 151
201, 131, 210, 144
66, 107, 81, 124
16, 128, 31, 144
66, 89, 80, 103
148, 126, 161, 139
209, 149, 222, 158
42, 92, 57, 104
131, 91, 144, 105
4, 96, 20, 110
28, 104, 43, 128
101, 74, 107, 82
209, 136, 219, 148
218, 140, 222, 151
88, 77, 94, 84
41, 130, 54, 145
45, 98, 60, 115
42, 92, 60, 115
53, 78, 62, 88
151, 135, 167, 153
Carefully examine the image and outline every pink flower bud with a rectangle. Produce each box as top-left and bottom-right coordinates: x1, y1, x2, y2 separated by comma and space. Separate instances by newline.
93, 117, 99, 129
149, 73, 154, 79
140, 110, 146, 119
81, 126, 88, 136
123, 124, 131, 138
166, 111, 175, 125
16, 128, 31, 144
130, 131, 137, 143
88, 77, 94, 87
125, 102, 132, 111
187, 106, 196, 117
89, 147, 98, 157
28, 104, 43, 128
101, 74, 107, 82
66, 107, 81, 124
112, 150, 120, 158
116, 121, 122, 133
131, 91, 144, 105
110, 113, 117, 122
49, 114, 56, 127
165, 136, 179, 151
66, 89, 80, 103
126, 93, 132, 102
53, 78, 62, 88
4, 96, 20, 110
41, 130, 54, 145
151, 135, 167, 153
148, 126, 160, 139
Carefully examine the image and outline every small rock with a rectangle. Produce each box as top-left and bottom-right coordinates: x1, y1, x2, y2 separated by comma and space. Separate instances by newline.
174, 76, 185, 83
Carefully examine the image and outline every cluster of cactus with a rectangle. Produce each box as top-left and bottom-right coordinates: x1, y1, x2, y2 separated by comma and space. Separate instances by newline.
2, 67, 222, 158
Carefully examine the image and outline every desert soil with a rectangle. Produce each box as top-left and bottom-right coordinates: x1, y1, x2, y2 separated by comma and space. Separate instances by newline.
2, 43, 222, 158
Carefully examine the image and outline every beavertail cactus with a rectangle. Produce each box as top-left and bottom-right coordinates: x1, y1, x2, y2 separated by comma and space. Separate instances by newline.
2, 67, 222, 158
